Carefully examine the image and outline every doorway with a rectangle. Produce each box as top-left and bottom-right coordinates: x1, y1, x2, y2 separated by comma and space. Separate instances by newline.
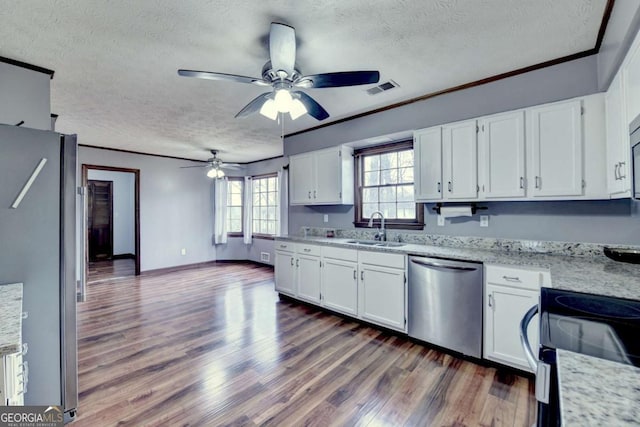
82, 165, 140, 287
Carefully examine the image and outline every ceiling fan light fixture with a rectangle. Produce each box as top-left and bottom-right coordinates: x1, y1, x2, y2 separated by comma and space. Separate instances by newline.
289, 98, 307, 120
274, 89, 293, 112
259, 98, 278, 120
207, 167, 225, 179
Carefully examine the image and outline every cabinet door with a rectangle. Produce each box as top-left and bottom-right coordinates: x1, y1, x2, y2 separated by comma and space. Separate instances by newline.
359, 264, 406, 332
443, 120, 478, 199
274, 250, 296, 296
484, 284, 538, 372
624, 28, 640, 124
314, 148, 342, 204
296, 254, 321, 304
321, 258, 358, 316
479, 111, 525, 198
414, 127, 443, 201
289, 153, 315, 205
529, 101, 583, 197
605, 73, 631, 197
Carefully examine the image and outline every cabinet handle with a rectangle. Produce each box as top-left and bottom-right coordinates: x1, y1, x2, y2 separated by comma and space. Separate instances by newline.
520, 177, 524, 189
614, 163, 620, 180
308, 191, 312, 199
437, 182, 441, 193
488, 294, 493, 307
290, 258, 294, 266
353, 270, 356, 280
361, 271, 364, 281
313, 190, 317, 199
503, 275, 521, 282
619, 162, 626, 179
535, 176, 541, 189
303, 248, 311, 252
296, 259, 299, 267
448, 181, 452, 192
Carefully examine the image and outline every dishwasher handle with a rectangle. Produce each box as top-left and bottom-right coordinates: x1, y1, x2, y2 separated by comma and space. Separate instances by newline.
410, 258, 478, 272
520, 304, 539, 371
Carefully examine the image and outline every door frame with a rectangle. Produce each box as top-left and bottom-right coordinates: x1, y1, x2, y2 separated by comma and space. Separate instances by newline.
82, 164, 141, 278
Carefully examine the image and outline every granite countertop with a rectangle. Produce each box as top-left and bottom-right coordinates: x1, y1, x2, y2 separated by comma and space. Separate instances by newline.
277, 236, 640, 301
557, 350, 640, 426
0, 283, 23, 356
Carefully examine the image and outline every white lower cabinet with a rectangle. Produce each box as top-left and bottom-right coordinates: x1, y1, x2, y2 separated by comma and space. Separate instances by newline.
274, 242, 407, 332
1, 352, 26, 406
483, 264, 550, 372
358, 251, 407, 332
274, 243, 296, 297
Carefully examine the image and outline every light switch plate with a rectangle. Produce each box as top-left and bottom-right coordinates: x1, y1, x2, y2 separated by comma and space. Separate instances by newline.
480, 215, 489, 227
323, 214, 329, 223
437, 215, 445, 226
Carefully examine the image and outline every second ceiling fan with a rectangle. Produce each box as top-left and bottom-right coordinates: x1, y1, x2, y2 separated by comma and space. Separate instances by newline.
178, 22, 380, 121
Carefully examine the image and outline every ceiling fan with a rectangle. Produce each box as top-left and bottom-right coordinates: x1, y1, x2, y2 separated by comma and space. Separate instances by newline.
178, 22, 380, 121
181, 150, 241, 178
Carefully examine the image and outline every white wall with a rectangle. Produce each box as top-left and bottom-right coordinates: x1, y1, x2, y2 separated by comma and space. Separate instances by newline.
0, 62, 51, 130
79, 147, 216, 271
87, 169, 135, 255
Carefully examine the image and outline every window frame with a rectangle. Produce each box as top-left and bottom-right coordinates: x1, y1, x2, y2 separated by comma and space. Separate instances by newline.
226, 177, 244, 237
353, 140, 425, 230
251, 172, 279, 240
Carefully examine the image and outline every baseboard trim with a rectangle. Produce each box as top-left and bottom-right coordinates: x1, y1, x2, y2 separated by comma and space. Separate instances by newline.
141, 260, 272, 276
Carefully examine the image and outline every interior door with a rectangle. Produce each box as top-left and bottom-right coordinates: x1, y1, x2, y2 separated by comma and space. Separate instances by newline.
88, 180, 113, 261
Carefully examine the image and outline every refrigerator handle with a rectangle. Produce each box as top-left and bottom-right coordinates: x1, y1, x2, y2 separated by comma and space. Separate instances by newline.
520, 304, 539, 372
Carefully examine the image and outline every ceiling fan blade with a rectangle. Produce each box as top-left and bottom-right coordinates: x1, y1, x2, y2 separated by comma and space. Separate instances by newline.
269, 23, 296, 75
294, 92, 330, 121
295, 71, 380, 88
235, 92, 272, 118
178, 69, 269, 86
221, 163, 243, 170
180, 165, 209, 169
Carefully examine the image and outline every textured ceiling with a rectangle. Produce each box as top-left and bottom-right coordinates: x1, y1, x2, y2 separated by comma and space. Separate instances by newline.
0, 0, 608, 162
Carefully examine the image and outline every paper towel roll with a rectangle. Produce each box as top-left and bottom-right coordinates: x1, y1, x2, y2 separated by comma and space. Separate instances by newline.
439, 206, 473, 219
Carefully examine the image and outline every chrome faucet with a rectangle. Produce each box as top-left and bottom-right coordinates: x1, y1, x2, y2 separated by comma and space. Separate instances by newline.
368, 211, 386, 241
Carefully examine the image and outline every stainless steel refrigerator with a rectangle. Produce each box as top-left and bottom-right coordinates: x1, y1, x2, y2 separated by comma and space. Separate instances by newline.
0, 124, 78, 419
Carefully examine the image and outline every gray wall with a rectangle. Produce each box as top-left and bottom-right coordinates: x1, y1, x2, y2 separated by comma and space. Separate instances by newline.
215, 156, 288, 265
87, 169, 135, 255
284, 55, 599, 156
79, 147, 216, 271
0, 62, 51, 130
597, 0, 640, 89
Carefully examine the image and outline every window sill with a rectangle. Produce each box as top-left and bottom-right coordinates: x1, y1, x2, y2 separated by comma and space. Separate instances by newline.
353, 221, 424, 231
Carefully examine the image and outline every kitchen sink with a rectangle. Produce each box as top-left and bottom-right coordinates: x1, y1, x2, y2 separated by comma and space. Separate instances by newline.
345, 239, 405, 248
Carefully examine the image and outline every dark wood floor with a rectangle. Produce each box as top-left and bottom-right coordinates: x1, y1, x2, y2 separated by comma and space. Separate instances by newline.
75, 262, 535, 426
88, 258, 136, 283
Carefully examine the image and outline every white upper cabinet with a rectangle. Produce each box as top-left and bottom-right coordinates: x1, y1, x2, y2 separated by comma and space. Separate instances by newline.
605, 72, 631, 198
527, 100, 583, 197
624, 27, 640, 125
414, 127, 443, 201
289, 146, 354, 205
478, 110, 526, 199
442, 119, 478, 199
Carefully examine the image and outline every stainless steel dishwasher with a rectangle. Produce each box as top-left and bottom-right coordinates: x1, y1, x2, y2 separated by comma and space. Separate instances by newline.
408, 256, 483, 358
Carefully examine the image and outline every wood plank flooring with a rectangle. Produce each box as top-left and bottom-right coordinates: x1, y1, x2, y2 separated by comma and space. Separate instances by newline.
75, 261, 535, 426
88, 258, 136, 283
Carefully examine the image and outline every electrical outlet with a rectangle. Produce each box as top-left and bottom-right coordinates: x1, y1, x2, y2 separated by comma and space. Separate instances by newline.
181, 248, 186, 255
437, 215, 445, 226
260, 252, 270, 262
480, 215, 489, 227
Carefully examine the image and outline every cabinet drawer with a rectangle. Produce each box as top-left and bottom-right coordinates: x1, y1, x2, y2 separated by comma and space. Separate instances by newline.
275, 242, 296, 252
485, 264, 547, 290
359, 251, 405, 269
322, 247, 358, 262
297, 244, 321, 257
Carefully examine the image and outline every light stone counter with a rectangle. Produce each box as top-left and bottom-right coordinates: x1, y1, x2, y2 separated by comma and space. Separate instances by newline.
277, 236, 640, 301
0, 282, 23, 356
557, 350, 640, 426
